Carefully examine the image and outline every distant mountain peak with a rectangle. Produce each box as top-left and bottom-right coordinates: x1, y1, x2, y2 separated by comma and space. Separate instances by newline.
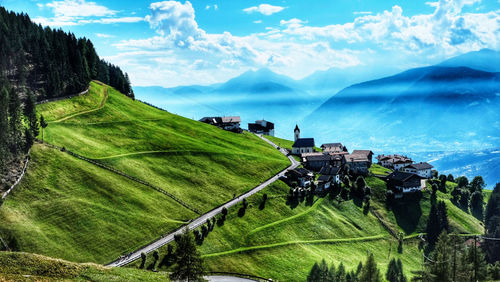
438, 49, 500, 72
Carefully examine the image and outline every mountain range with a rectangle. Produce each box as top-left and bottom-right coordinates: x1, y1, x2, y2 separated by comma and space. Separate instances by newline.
134, 49, 500, 186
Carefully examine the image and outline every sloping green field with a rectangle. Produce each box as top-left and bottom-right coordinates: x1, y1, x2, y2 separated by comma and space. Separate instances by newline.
38, 81, 289, 213
0, 252, 169, 281
0, 144, 196, 264
144, 181, 423, 281
0, 81, 289, 264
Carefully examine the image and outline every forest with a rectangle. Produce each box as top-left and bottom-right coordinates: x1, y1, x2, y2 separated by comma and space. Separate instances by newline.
0, 6, 133, 174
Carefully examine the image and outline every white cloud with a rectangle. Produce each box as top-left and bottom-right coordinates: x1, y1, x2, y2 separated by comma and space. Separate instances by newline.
33, 0, 143, 27
353, 11, 372, 15
46, 0, 116, 17
243, 4, 285, 16
95, 33, 114, 38
114, 0, 499, 87
253, 20, 262, 24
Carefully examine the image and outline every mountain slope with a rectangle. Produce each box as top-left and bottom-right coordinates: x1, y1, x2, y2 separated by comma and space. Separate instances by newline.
303, 66, 500, 153
136, 174, 483, 281
438, 48, 500, 72
0, 81, 289, 263
214, 68, 300, 94
0, 252, 169, 281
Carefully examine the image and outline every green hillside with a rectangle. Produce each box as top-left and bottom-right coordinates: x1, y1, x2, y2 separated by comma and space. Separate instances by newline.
131, 146, 484, 281
143, 181, 423, 281
0, 81, 289, 264
0, 252, 168, 281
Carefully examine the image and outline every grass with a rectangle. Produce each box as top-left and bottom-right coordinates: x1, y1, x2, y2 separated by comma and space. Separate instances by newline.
0, 81, 289, 264
0, 252, 169, 281
369, 178, 484, 236
140, 181, 424, 281
0, 144, 196, 264
265, 135, 322, 152
38, 81, 290, 213
369, 164, 392, 175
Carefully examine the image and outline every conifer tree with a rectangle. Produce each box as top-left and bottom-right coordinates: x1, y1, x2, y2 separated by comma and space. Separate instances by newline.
0, 86, 9, 165
426, 203, 440, 246
359, 253, 381, 282
484, 183, 500, 263
307, 262, 320, 282
23, 91, 38, 137
170, 229, 204, 281
39, 114, 48, 143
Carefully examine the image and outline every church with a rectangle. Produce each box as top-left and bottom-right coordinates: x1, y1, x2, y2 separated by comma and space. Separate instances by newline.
291, 125, 315, 155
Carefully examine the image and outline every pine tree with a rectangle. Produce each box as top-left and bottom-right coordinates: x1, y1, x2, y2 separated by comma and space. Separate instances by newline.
426, 203, 440, 246
0, 86, 10, 165
170, 229, 204, 281
470, 191, 484, 220
359, 253, 381, 282
470, 176, 485, 193
8, 86, 23, 156
336, 262, 346, 282
307, 262, 321, 282
23, 91, 38, 137
437, 201, 449, 233
430, 231, 452, 282
318, 259, 329, 281
484, 183, 500, 263
39, 114, 48, 143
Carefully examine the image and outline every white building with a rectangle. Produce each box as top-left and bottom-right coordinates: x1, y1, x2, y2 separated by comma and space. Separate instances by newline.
402, 162, 434, 178
292, 138, 315, 155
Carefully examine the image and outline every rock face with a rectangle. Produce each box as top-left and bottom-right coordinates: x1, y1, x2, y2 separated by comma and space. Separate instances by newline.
1, 158, 26, 193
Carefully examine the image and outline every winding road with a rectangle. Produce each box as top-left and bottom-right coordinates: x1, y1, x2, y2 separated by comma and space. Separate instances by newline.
107, 134, 299, 267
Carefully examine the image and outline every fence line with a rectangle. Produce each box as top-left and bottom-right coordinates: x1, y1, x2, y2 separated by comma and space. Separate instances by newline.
40, 142, 201, 215
205, 271, 272, 281
370, 208, 399, 239
1, 153, 30, 200
0, 235, 11, 251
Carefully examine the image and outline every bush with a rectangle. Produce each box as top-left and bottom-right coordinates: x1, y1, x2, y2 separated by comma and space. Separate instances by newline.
263, 193, 268, 201
221, 207, 228, 216
140, 252, 147, 269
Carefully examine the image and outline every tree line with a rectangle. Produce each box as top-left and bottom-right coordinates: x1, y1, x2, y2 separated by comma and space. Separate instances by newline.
0, 6, 133, 100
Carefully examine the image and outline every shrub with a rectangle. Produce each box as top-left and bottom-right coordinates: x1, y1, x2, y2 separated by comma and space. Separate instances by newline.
263, 193, 268, 201
140, 252, 147, 269
221, 207, 228, 216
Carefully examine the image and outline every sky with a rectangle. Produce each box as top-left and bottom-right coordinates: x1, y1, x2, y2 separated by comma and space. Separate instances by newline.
1, 0, 499, 87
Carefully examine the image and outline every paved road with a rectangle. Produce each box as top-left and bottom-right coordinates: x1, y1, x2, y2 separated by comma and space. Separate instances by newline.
107, 134, 299, 267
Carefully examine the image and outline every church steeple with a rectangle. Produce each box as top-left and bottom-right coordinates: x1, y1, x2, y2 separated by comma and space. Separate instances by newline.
294, 124, 300, 141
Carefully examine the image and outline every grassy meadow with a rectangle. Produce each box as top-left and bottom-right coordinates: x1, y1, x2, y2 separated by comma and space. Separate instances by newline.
0, 144, 196, 264
0, 81, 289, 264
142, 181, 424, 281
0, 252, 169, 281
38, 81, 290, 213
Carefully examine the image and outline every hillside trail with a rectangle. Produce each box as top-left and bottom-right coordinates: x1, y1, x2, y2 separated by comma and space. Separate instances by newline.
51, 86, 108, 123
106, 134, 299, 267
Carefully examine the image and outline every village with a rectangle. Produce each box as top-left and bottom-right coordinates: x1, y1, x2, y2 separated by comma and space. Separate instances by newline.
200, 116, 434, 199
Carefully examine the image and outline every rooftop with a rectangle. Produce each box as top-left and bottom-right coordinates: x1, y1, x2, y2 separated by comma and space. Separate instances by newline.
292, 138, 315, 148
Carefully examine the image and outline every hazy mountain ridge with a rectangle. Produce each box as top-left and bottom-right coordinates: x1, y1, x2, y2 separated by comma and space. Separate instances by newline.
134, 49, 500, 186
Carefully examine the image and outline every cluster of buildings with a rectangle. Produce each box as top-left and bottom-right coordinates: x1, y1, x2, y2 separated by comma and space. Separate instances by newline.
199, 116, 242, 132
284, 125, 434, 197
198, 117, 434, 198
283, 125, 375, 193
199, 116, 275, 136
376, 154, 434, 196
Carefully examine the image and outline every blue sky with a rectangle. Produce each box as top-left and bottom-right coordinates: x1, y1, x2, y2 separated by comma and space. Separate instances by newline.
1, 0, 499, 87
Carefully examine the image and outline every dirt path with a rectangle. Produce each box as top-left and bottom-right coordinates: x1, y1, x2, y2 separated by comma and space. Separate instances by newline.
51, 87, 108, 123
202, 235, 386, 258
